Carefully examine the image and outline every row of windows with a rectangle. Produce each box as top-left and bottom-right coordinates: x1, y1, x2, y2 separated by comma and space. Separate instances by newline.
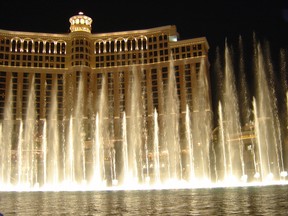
95, 50, 170, 68
0, 61, 203, 116
0, 61, 65, 68
0, 53, 66, 68
0, 34, 168, 56
172, 44, 204, 60
94, 39, 170, 54
1, 40, 205, 69
0, 63, 197, 83
10, 40, 66, 54
0, 52, 199, 69
96, 50, 170, 60
72, 39, 90, 46
0, 54, 66, 63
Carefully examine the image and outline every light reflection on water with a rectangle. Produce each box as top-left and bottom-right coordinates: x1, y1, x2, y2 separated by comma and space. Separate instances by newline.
0, 185, 287, 215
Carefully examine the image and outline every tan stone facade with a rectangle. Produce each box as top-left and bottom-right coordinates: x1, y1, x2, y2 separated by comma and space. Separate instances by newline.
0, 13, 212, 155
0, 13, 211, 121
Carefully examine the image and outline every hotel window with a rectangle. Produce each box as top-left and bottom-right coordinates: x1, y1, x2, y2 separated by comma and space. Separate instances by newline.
196, 62, 201, 79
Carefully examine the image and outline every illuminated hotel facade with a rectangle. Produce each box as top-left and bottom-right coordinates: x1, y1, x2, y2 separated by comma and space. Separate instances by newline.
0, 12, 212, 182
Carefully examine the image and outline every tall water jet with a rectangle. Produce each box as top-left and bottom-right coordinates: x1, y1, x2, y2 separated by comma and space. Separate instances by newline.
42, 120, 47, 186
73, 73, 86, 183
91, 73, 108, 187
218, 102, 227, 180
46, 79, 60, 185
0, 78, 12, 185
92, 113, 106, 187
153, 109, 161, 184
126, 65, 143, 185
185, 105, 195, 182
279, 49, 288, 176
191, 58, 212, 182
17, 75, 37, 186
122, 112, 129, 184
218, 41, 245, 181
65, 117, 75, 183
110, 147, 117, 185
237, 36, 252, 126
253, 41, 283, 181
143, 121, 150, 184
17, 120, 24, 185
237, 36, 251, 182
163, 54, 182, 181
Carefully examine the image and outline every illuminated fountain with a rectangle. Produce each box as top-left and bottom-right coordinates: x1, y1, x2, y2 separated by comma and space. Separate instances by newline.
212, 36, 288, 184
0, 37, 287, 191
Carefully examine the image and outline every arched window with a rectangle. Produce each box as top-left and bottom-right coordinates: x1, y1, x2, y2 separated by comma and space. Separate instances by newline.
61, 43, 66, 54
143, 38, 148, 50
23, 41, 28, 52
100, 42, 104, 53
39, 41, 44, 53
34, 41, 39, 53
116, 41, 121, 52
132, 39, 136, 50
106, 42, 110, 53
95, 42, 100, 54
110, 41, 114, 53
16, 40, 21, 52
11, 40, 16, 52
127, 40, 132, 51
51, 42, 55, 54
45, 42, 49, 53
28, 41, 33, 52
57, 43, 61, 54
121, 40, 125, 52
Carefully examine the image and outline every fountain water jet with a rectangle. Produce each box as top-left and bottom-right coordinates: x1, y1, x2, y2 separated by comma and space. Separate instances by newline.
213, 36, 288, 184
185, 105, 195, 182
252, 41, 284, 181
153, 109, 161, 184
0, 79, 12, 185
163, 54, 182, 181
0, 36, 288, 191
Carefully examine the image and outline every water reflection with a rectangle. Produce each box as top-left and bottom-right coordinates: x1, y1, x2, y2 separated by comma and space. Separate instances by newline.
0, 185, 287, 215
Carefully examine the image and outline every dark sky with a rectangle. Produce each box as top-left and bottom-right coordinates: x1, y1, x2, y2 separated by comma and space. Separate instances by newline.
0, 0, 288, 62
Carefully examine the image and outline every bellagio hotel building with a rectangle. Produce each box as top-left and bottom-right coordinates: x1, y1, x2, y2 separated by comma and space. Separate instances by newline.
0, 12, 211, 150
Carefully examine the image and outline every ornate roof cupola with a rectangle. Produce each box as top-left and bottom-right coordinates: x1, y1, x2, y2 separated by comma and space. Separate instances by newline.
69, 12, 92, 68
69, 12, 93, 33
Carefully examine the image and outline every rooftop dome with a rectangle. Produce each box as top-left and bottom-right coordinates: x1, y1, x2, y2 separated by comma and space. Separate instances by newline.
69, 12, 93, 33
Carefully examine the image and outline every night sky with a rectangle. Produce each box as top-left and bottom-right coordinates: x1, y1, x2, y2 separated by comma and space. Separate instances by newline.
1, 1, 287, 48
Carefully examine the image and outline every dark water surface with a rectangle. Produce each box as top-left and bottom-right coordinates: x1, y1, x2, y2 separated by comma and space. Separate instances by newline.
0, 185, 287, 215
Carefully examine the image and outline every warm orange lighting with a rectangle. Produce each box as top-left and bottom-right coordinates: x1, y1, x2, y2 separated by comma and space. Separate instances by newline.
69, 12, 92, 33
